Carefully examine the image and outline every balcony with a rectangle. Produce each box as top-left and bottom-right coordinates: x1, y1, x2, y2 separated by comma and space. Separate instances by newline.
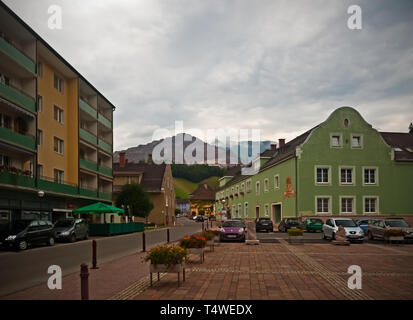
38, 178, 78, 195
98, 113, 112, 129
98, 165, 112, 177
0, 171, 35, 188
0, 82, 36, 113
80, 187, 98, 198
0, 126, 36, 151
79, 99, 97, 118
0, 36, 36, 74
80, 158, 98, 173
99, 191, 112, 201
79, 128, 98, 146
98, 138, 112, 153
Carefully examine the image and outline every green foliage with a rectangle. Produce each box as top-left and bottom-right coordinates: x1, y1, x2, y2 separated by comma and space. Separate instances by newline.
145, 245, 188, 267
171, 164, 225, 183
200, 231, 215, 241
288, 228, 304, 236
115, 183, 154, 219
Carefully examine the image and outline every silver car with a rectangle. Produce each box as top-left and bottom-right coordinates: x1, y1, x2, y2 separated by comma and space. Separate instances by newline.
322, 218, 365, 242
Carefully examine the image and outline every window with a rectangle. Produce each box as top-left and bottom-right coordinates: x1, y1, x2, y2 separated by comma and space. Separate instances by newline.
54, 169, 64, 184
54, 105, 64, 124
232, 205, 235, 215
351, 135, 362, 148
37, 129, 43, 146
364, 168, 377, 185
341, 197, 354, 214
241, 183, 245, 192
274, 175, 280, 189
316, 167, 329, 184
264, 179, 269, 192
37, 164, 43, 178
236, 186, 239, 194
331, 134, 342, 147
0, 113, 12, 129
0, 154, 10, 166
364, 197, 378, 214
37, 95, 43, 112
256, 181, 260, 195
37, 62, 43, 78
238, 204, 242, 218
340, 168, 353, 184
316, 197, 330, 214
231, 187, 234, 195
244, 202, 248, 217
264, 204, 269, 217
246, 180, 252, 192
54, 73, 64, 93
54, 137, 64, 154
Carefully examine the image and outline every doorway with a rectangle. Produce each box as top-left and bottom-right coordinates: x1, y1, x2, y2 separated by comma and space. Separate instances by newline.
255, 206, 260, 219
272, 203, 282, 223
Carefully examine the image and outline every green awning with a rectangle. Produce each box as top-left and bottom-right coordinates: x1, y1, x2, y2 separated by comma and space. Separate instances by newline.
73, 202, 124, 214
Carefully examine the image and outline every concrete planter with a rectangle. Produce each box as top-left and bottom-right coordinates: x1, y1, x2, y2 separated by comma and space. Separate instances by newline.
186, 247, 205, 263
149, 263, 185, 286
288, 235, 304, 244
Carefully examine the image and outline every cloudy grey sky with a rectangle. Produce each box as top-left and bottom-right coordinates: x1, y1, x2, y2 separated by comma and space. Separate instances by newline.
4, 0, 413, 151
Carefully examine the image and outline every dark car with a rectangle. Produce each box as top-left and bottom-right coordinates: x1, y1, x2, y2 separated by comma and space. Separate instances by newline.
1, 220, 55, 251
278, 218, 302, 232
356, 218, 379, 235
302, 218, 324, 232
256, 218, 273, 232
54, 218, 89, 242
220, 219, 246, 242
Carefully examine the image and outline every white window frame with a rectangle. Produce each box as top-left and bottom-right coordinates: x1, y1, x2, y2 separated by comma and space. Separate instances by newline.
315, 196, 332, 215
54, 136, 64, 155
37, 129, 43, 146
339, 166, 355, 186
244, 202, 248, 218
274, 174, 280, 189
315, 166, 331, 185
54, 105, 64, 124
363, 167, 379, 186
339, 196, 356, 215
363, 196, 379, 215
330, 133, 343, 148
53, 168, 64, 184
264, 204, 269, 217
264, 178, 269, 192
351, 134, 363, 149
256, 181, 260, 195
241, 183, 245, 192
37, 95, 43, 112
238, 203, 242, 218
54, 73, 64, 93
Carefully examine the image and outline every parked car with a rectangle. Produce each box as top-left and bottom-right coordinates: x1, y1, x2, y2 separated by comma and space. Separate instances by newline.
356, 218, 379, 235
232, 218, 246, 229
220, 219, 246, 242
322, 218, 364, 242
1, 220, 55, 250
195, 216, 204, 222
256, 217, 273, 232
302, 218, 324, 232
54, 218, 89, 242
367, 218, 413, 241
278, 218, 301, 232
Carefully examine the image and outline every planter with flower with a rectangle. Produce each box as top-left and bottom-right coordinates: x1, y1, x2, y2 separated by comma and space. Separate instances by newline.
179, 235, 207, 263
384, 229, 405, 243
145, 245, 188, 285
201, 231, 216, 251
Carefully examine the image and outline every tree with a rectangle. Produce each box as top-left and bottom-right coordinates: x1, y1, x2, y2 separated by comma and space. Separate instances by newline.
115, 183, 154, 223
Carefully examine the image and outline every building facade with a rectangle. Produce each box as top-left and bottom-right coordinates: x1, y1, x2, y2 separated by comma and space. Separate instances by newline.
0, 2, 114, 224
189, 183, 216, 217
215, 107, 413, 222
113, 153, 176, 226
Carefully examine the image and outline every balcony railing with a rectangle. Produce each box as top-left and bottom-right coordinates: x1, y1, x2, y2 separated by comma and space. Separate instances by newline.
0, 126, 36, 151
0, 171, 35, 188
79, 99, 97, 118
0, 82, 36, 113
80, 187, 98, 198
99, 191, 112, 201
98, 113, 112, 129
0, 36, 36, 74
79, 128, 98, 146
98, 165, 112, 177
98, 138, 112, 153
80, 158, 98, 173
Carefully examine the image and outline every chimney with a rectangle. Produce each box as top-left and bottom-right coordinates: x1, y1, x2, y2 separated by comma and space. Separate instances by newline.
270, 143, 277, 151
278, 139, 285, 149
119, 152, 126, 167
148, 154, 153, 164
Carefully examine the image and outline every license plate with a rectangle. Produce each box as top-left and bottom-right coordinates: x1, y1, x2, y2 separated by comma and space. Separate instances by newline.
227, 235, 236, 238
348, 235, 359, 238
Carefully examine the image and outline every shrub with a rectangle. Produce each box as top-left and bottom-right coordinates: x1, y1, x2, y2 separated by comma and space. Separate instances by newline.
384, 229, 405, 237
200, 231, 215, 241
179, 235, 207, 248
145, 245, 188, 267
288, 228, 304, 236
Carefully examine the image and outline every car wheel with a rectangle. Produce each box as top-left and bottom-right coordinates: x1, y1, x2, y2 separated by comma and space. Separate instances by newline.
368, 231, 374, 240
70, 234, 76, 243
48, 237, 55, 246
18, 240, 28, 251
322, 233, 327, 240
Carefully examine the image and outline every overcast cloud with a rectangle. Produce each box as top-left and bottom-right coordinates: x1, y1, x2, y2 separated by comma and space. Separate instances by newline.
4, 0, 413, 150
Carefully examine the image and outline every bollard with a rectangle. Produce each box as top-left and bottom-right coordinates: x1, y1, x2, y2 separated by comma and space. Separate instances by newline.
202, 222, 205, 232
142, 231, 146, 252
80, 263, 89, 300
167, 228, 170, 244
91, 240, 98, 269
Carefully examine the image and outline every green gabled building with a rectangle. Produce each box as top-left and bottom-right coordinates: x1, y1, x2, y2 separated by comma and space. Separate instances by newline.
215, 107, 413, 222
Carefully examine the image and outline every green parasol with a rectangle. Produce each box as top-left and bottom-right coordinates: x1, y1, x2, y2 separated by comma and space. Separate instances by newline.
73, 202, 124, 214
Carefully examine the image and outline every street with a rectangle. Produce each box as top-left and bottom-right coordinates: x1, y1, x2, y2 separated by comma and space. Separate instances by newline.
0, 217, 201, 298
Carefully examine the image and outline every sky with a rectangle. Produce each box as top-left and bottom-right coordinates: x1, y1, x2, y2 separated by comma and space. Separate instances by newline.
4, 0, 413, 151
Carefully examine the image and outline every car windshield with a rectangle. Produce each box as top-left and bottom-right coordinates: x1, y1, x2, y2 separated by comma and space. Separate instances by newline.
287, 219, 299, 223
310, 219, 322, 223
386, 220, 409, 228
223, 221, 244, 228
335, 220, 357, 227
54, 220, 75, 228
10, 220, 31, 233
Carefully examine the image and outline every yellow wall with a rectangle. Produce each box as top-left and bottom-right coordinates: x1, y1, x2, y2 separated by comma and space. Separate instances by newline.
37, 59, 79, 185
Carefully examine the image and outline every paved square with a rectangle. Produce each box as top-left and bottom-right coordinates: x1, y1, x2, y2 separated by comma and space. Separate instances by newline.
128, 240, 413, 300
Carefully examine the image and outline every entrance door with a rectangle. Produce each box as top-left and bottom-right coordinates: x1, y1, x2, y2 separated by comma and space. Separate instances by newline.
272, 204, 281, 223
255, 206, 260, 219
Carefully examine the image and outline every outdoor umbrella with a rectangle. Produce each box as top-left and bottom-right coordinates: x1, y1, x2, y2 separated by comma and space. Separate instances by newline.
73, 202, 124, 214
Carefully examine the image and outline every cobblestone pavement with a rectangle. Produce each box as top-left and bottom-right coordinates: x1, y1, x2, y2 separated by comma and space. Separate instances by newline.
126, 240, 413, 300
